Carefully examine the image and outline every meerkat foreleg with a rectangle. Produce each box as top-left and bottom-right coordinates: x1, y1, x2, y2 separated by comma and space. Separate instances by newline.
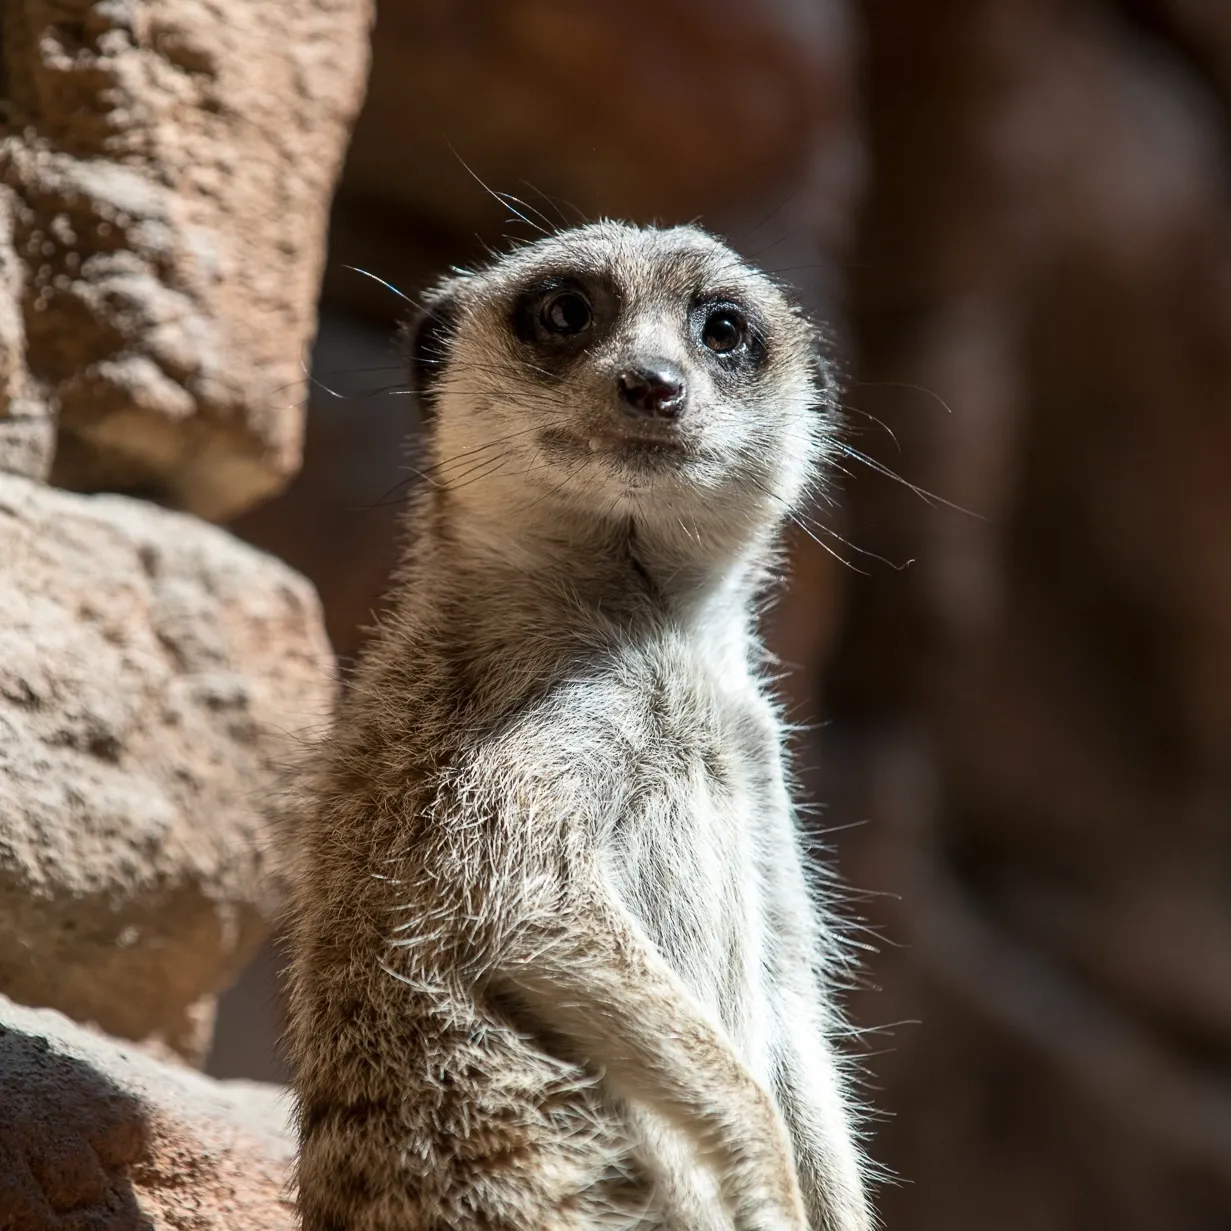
771, 992, 870, 1231
497, 883, 809, 1231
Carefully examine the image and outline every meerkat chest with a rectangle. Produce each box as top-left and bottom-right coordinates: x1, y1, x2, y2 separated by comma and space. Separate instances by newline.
600, 640, 787, 1073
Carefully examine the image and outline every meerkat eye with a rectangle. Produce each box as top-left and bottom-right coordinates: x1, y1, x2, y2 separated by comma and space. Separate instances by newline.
702, 307, 747, 354
541, 290, 592, 335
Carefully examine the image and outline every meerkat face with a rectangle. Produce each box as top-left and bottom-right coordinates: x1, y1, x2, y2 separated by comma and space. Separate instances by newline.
409, 222, 834, 549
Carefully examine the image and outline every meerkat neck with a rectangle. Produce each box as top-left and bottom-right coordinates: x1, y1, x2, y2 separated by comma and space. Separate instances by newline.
416, 492, 776, 664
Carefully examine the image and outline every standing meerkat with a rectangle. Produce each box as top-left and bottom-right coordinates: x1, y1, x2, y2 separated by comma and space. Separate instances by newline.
284, 221, 871, 1231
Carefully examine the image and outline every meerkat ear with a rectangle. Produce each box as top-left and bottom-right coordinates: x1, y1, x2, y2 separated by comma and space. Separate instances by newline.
403, 282, 461, 419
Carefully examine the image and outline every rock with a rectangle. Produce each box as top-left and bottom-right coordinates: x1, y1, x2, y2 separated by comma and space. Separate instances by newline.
0, 474, 334, 1063
0, 187, 55, 483
0, 992, 295, 1231
0, 0, 374, 520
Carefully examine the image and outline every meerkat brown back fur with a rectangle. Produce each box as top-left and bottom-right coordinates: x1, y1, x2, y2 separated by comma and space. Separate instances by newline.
284, 222, 872, 1231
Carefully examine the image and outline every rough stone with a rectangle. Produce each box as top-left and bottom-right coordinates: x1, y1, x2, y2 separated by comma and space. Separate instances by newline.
0, 185, 55, 483
0, 992, 295, 1231
0, 474, 334, 1063
0, 0, 374, 520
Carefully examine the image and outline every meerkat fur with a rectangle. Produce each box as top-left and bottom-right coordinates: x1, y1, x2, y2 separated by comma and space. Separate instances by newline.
283, 221, 872, 1231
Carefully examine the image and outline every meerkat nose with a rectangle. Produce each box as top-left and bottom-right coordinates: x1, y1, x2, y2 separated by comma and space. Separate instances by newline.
617, 361, 687, 420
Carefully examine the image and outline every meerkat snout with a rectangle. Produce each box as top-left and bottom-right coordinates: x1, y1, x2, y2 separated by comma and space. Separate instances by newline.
617, 360, 687, 420
409, 222, 835, 549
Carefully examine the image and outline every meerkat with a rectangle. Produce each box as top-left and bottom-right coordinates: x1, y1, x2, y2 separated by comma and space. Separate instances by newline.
283, 221, 871, 1231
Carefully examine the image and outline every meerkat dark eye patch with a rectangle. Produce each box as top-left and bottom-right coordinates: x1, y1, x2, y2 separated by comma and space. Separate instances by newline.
513, 277, 595, 344
702, 307, 747, 353
692, 299, 767, 371
511, 275, 616, 379
541, 289, 592, 334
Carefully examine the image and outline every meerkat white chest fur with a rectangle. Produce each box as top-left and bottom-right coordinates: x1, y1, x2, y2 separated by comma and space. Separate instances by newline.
285, 222, 871, 1231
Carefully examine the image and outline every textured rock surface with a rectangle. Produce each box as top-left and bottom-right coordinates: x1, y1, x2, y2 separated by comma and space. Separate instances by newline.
0, 0, 373, 520
0, 185, 55, 483
0, 474, 333, 1063
0, 993, 294, 1230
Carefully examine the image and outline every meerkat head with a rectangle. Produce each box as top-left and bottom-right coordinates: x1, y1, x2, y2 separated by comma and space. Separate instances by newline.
408, 222, 836, 562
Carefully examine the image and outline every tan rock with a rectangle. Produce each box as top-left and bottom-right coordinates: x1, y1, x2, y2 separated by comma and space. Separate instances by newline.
0, 992, 295, 1230
0, 474, 334, 1063
0, 186, 55, 483
0, 0, 373, 520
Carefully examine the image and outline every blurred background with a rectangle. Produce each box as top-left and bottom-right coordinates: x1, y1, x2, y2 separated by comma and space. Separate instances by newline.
209, 3, 1231, 1228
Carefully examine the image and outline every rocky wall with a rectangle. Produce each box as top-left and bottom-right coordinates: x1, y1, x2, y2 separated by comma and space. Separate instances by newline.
0, 0, 370, 1222
1, 0, 371, 520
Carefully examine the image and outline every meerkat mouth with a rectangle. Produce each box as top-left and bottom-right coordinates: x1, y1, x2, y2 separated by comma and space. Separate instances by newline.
588, 432, 689, 455
540, 426, 693, 463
